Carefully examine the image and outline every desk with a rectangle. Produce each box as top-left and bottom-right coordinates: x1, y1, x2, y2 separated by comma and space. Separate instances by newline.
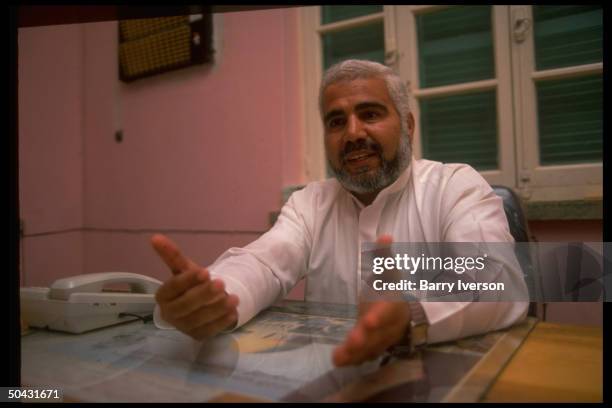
483, 322, 603, 402
21, 301, 602, 402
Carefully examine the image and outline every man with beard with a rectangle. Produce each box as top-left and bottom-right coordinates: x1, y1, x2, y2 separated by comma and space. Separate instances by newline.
151, 60, 528, 366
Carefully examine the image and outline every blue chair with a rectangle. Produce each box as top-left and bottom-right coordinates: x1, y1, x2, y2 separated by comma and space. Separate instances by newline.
490, 185, 538, 317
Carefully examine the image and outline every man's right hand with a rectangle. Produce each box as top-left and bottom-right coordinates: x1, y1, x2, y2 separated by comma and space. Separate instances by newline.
150, 234, 239, 340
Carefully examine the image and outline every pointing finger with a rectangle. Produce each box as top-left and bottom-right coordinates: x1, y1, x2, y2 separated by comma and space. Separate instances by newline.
151, 234, 196, 275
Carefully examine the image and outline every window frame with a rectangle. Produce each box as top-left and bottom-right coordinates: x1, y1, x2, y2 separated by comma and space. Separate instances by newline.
298, 5, 603, 203
509, 5, 603, 202
394, 5, 516, 187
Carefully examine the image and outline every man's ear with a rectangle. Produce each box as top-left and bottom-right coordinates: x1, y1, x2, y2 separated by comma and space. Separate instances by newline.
407, 112, 415, 145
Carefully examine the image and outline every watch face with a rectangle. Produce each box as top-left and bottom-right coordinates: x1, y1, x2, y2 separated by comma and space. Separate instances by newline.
411, 323, 428, 346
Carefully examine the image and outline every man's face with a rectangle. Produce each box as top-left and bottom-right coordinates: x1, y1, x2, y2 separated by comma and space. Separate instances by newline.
322, 77, 412, 195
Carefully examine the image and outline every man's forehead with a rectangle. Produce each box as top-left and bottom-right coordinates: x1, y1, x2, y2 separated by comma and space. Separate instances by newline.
322, 77, 392, 111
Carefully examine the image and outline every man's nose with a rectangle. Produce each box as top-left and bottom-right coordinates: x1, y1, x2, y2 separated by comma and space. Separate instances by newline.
344, 115, 366, 143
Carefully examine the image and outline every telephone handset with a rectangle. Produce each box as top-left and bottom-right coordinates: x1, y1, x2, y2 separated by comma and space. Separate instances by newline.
48, 272, 161, 300
21, 272, 162, 334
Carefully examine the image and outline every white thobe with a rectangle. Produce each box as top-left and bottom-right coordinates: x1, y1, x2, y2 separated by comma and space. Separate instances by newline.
166, 159, 529, 344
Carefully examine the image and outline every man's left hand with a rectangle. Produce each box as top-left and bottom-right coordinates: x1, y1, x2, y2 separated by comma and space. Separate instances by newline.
333, 300, 411, 366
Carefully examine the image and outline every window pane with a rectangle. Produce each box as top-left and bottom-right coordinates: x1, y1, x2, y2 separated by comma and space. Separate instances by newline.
533, 6, 602, 71
322, 22, 385, 70
537, 74, 602, 166
417, 6, 494, 88
321, 6, 383, 25
420, 90, 498, 171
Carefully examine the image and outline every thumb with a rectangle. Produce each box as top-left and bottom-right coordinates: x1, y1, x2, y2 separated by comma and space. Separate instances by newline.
374, 234, 394, 257
373, 234, 404, 300
360, 235, 395, 305
376, 234, 393, 246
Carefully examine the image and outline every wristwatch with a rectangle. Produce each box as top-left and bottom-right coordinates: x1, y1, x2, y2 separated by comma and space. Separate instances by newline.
388, 302, 429, 357
408, 301, 429, 350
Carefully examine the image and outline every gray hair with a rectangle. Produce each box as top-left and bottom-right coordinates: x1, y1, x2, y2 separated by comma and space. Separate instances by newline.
318, 59, 410, 127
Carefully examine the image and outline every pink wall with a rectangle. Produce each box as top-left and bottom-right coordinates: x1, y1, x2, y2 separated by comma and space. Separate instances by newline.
18, 24, 85, 285
85, 14, 283, 232
80, 9, 304, 284
19, 9, 305, 289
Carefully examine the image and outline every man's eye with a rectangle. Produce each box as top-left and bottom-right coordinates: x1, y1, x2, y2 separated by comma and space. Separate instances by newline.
362, 111, 380, 121
328, 118, 345, 129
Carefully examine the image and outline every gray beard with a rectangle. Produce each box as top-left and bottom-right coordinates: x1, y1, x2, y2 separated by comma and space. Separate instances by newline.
328, 130, 412, 194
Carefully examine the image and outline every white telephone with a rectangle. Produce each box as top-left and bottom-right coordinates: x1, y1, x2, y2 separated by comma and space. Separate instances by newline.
20, 272, 162, 334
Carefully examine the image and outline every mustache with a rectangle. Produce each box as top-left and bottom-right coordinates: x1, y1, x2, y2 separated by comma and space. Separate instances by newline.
340, 138, 382, 163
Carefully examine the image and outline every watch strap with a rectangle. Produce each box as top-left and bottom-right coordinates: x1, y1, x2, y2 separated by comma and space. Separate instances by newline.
408, 301, 427, 325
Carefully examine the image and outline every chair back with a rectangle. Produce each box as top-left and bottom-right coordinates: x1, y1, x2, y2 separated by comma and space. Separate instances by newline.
491, 185, 538, 317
